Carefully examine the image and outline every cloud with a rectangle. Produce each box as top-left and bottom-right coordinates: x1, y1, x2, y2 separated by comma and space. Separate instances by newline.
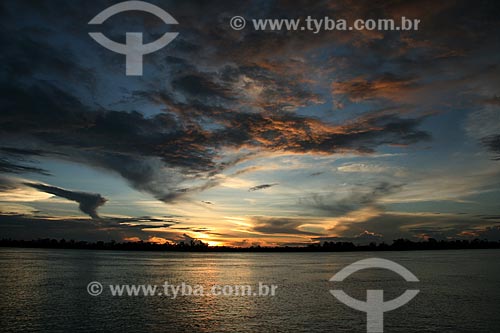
466, 106, 500, 138
301, 182, 403, 217
23, 182, 107, 219
329, 211, 500, 242
481, 95, 500, 106
465, 104, 500, 160
0, 159, 49, 176
0, 179, 53, 203
336, 163, 407, 177
337, 163, 388, 173
171, 74, 232, 101
115, 216, 179, 229
251, 216, 320, 236
314, 230, 384, 245
332, 74, 418, 103
481, 135, 500, 160
0, 4, 434, 205
248, 183, 279, 192
0, 147, 54, 175
473, 226, 500, 240
212, 108, 431, 155
0, 214, 179, 242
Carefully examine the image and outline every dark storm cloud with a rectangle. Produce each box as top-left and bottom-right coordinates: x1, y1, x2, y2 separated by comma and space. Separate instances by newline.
24, 183, 107, 219
248, 183, 278, 192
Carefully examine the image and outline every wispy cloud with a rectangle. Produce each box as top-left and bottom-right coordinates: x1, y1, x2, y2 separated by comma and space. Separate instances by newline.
248, 183, 279, 192
300, 182, 403, 217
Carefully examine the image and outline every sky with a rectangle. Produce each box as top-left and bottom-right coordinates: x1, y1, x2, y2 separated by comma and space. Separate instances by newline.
1, 0, 500, 246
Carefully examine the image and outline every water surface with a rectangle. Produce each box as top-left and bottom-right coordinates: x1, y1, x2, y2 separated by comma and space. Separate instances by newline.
1, 248, 499, 332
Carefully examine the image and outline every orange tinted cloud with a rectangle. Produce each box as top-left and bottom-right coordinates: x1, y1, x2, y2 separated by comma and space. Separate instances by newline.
332, 76, 417, 103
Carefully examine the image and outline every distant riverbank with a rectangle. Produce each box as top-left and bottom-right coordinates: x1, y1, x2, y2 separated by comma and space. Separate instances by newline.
1, 238, 499, 252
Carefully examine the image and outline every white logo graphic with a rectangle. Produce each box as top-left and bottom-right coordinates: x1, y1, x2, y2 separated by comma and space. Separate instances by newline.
88, 1, 178, 76
330, 258, 419, 333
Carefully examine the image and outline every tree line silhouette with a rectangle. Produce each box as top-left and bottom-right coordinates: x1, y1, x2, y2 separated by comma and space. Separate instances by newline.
1, 237, 499, 252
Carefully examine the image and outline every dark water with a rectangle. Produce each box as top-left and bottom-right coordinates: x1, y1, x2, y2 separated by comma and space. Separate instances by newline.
1, 248, 499, 332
